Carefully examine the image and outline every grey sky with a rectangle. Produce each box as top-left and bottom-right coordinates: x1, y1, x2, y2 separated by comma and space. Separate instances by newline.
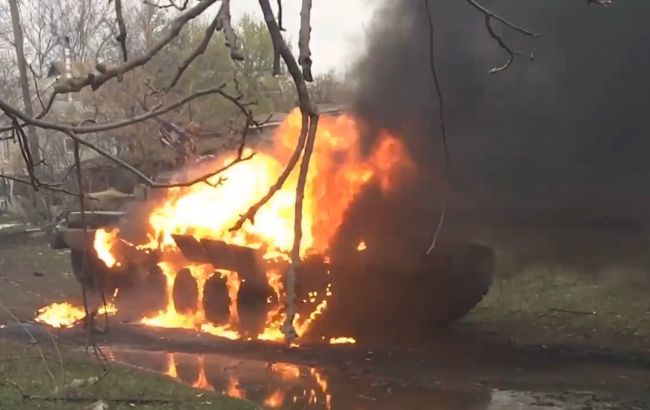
230, 1, 382, 77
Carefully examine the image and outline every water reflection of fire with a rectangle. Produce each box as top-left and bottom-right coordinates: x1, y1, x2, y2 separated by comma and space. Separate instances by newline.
162, 352, 333, 409
165, 353, 178, 378
264, 389, 285, 408
37, 109, 413, 343
226, 375, 245, 399
271, 362, 301, 380
192, 356, 212, 390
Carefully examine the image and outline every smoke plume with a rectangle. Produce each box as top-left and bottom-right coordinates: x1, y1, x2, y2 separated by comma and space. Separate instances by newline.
345, 0, 650, 266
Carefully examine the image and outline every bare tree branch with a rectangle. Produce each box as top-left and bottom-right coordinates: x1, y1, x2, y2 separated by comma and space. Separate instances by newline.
8, 0, 41, 164
0, 85, 228, 134
276, 0, 285, 31
485, 15, 521, 74
113, 0, 128, 62
0, 174, 81, 197
463, 0, 538, 75
253, 0, 319, 341
28, 65, 46, 112
64, 128, 253, 189
298, 0, 313, 82
216, 0, 244, 61
166, 15, 221, 91
144, 0, 191, 10
53, 0, 219, 94
229, 114, 309, 232
464, 0, 540, 38
588, 0, 613, 7
167, 0, 245, 91
234, 0, 318, 231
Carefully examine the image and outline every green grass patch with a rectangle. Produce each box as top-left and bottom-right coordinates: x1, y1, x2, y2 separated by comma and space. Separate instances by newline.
0, 340, 255, 410
464, 264, 650, 351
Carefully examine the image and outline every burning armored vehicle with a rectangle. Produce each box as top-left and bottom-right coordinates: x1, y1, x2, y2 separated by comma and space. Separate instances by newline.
48, 107, 494, 343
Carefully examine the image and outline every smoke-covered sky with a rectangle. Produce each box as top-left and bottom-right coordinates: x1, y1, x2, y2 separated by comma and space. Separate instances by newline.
349, 0, 650, 218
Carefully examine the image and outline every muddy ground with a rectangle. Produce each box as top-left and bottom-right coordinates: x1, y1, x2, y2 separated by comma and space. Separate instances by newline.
1, 225, 650, 409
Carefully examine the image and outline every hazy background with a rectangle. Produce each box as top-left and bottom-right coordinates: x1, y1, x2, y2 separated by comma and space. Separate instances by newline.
346, 0, 650, 272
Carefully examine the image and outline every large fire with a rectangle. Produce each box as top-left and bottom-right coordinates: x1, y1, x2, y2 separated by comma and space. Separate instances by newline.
37, 109, 412, 342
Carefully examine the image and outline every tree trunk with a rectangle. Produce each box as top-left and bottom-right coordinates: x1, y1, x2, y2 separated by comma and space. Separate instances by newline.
8, 0, 41, 165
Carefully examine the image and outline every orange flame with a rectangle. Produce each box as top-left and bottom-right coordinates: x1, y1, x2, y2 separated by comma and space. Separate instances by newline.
35, 301, 118, 328
87, 109, 413, 342
264, 389, 285, 408
226, 375, 245, 399
271, 362, 301, 380
329, 336, 357, 345
35, 302, 85, 328
192, 356, 211, 390
94, 228, 121, 268
165, 353, 178, 378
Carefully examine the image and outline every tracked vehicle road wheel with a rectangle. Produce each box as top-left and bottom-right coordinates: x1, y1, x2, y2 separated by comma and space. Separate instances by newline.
70, 250, 112, 290
426, 243, 494, 326
203, 273, 230, 324
172, 268, 199, 315
236, 280, 273, 337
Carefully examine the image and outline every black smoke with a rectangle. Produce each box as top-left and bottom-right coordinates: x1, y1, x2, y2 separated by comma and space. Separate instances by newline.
345, 0, 650, 267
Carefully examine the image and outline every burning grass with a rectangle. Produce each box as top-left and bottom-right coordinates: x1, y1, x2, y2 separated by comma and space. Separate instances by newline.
0, 339, 254, 410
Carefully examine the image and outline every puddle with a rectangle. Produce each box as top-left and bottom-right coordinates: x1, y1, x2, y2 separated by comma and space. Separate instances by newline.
108, 348, 595, 410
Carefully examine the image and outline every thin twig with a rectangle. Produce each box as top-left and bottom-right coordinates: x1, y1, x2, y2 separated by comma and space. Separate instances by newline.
34, 92, 58, 120
143, 0, 190, 10
28, 65, 46, 111
464, 0, 538, 74
166, 15, 221, 91
550, 308, 597, 316
229, 115, 308, 231
72, 138, 108, 370
423, 0, 449, 254
0, 174, 81, 197
0, 302, 55, 382
485, 15, 521, 74
464, 0, 540, 37
0, 85, 228, 135
53, 0, 219, 94
66, 128, 253, 189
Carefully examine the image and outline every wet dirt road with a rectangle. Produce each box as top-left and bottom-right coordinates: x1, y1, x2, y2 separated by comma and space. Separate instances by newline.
2, 322, 649, 409
110, 347, 631, 410
2, 233, 650, 408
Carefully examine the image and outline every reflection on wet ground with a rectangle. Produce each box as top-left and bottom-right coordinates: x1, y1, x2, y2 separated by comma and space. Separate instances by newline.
109, 348, 609, 410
